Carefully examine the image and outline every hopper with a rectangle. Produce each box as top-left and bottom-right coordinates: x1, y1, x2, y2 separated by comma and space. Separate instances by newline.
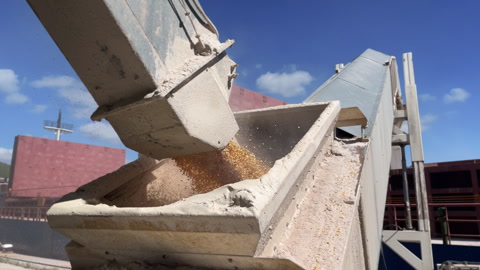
47, 101, 340, 269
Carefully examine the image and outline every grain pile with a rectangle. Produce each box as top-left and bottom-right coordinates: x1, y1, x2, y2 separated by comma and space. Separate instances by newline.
101, 159, 196, 207
174, 141, 269, 194
104, 141, 270, 207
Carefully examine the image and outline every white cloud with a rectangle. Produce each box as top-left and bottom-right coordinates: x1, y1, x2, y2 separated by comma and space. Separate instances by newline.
30, 75, 77, 88
421, 113, 437, 131
31, 75, 97, 119
0, 148, 13, 164
0, 69, 19, 93
0, 69, 29, 104
57, 87, 96, 108
419, 93, 436, 102
256, 70, 313, 98
31, 75, 115, 144
31, 104, 48, 113
5, 92, 28, 104
79, 121, 121, 145
71, 107, 96, 119
444, 88, 470, 103
255, 64, 262, 69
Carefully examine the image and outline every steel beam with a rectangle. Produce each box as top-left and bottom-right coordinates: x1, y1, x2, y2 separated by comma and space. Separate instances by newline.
403, 53, 430, 233
382, 230, 433, 270
401, 145, 413, 230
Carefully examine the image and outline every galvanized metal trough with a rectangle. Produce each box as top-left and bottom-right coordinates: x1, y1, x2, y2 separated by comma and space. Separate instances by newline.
47, 101, 340, 269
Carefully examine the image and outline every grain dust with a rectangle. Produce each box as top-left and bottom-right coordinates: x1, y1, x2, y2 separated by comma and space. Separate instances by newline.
174, 141, 269, 194
274, 139, 366, 269
104, 141, 269, 207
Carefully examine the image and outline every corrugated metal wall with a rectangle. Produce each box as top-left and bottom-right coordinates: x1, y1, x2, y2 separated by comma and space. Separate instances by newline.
0, 218, 69, 260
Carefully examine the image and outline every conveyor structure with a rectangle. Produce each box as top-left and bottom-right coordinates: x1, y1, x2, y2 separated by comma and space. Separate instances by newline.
28, 0, 434, 269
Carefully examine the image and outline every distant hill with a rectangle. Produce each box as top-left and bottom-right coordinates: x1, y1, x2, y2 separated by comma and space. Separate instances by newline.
0, 162, 10, 179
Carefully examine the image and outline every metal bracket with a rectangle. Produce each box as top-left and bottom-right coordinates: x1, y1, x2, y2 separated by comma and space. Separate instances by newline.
392, 134, 409, 145
336, 107, 368, 139
382, 230, 434, 270
394, 109, 408, 121
335, 63, 345, 73
336, 107, 367, 128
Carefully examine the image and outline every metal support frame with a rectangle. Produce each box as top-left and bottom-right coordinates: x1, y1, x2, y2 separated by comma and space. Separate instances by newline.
383, 231, 432, 270
383, 52, 433, 270
404, 52, 430, 234
401, 145, 413, 230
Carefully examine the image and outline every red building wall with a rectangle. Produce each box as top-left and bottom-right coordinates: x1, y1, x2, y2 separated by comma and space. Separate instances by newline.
9, 135, 125, 198
229, 85, 287, 112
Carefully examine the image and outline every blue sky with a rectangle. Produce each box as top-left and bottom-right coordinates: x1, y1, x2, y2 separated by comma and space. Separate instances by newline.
0, 1, 478, 165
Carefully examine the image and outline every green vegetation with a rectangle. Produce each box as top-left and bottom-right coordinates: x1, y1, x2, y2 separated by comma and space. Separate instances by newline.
0, 162, 10, 179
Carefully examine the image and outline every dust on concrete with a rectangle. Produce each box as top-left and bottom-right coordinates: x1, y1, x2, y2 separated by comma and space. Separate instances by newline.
96, 261, 200, 270
274, 139, 366, 270
146, 30, 230, 99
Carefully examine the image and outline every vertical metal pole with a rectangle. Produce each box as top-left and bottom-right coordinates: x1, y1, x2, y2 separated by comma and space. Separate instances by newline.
401, 145, 413, 230
445, 207, 452, 244
418, 161, 430, 232
403, 53, 431, 232
414, 162, 425, 231
394, 205, 398, 228
437, 207, 449, 245
411, 160, 430, 232
403, 52, 434, 269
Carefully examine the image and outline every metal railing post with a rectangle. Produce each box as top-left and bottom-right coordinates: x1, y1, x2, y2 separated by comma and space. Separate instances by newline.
445, 207, 452, 244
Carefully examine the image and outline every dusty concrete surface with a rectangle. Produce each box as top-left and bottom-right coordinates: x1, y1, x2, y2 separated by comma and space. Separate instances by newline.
95, 263, 195, 270
0, 252, 71, 270
0, 263, 29, 270
0, 263, 28, 270
273, 140, 366, 269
